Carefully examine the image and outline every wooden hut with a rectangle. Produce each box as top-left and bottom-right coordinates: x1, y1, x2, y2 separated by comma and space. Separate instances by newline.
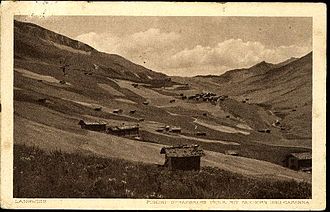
225, 150, 239, 156
129, 110, 136, 114
78, 120, 107, 132
196, 132, 207, 136
107, 125, 139, 137
113, 109, 123, 114
283, 152, 312, 171
169, 127, 181, 133
37, 98, 49, 104
160, 145, 205, 171
94, 107, 102, 111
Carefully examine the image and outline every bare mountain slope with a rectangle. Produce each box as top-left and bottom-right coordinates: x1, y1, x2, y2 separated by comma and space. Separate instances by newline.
192, 52, 312, 139
14, 20, 168, 83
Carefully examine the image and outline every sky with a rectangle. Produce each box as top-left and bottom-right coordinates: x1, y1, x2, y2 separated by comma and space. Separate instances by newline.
15, 16, 312, 77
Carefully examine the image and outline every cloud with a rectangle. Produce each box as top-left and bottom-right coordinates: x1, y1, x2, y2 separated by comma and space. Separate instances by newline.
166, 39, 310, 71
76, 31, 310, 77
75, 32, 119, 54
75, 28, 180, 71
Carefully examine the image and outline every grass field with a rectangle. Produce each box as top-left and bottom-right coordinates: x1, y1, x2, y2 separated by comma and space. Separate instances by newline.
14, 144, 311, 199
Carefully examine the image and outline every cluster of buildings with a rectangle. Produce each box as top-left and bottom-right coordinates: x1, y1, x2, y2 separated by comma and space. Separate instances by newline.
78, 120, 139, 138
156, 126, 182, 134
185, 92, 229, 103
78, 112, 311, 172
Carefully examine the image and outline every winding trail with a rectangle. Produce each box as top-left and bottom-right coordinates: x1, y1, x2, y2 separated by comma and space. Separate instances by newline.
193, 118, 250, 135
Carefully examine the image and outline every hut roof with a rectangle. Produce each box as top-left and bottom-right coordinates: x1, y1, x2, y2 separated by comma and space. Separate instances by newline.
160, 145, 205, 158
225, 150, 239, 155
79, 120, 107, 125
170, 127, 181, 131
290, 152, 312, 160
109, 125, 139, 131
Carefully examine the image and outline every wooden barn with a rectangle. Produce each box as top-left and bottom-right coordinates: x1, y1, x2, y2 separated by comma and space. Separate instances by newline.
107, 125, 139, 137
78, 120, 107, 132
283, 152, 312, 171
169, 127, 181, 133
113, 109, 123, 114
196, 132, 207, 136
225, 150, 239, 156
37, 98, 49, 104
160, 145, 205, 171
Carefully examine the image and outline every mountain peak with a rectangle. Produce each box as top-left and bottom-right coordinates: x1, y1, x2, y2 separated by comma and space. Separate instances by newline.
14, 20, 96, 53
251, 60, 273, 69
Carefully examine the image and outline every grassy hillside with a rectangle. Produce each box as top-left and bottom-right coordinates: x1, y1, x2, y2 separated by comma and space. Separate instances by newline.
175, 52, 312, 140
14, 144, 311, 199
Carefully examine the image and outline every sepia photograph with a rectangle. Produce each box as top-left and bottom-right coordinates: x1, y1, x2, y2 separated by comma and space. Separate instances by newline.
0, 1, 326, 210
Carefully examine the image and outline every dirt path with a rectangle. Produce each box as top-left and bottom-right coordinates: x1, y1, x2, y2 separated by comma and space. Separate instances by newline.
193, 118, 250, 135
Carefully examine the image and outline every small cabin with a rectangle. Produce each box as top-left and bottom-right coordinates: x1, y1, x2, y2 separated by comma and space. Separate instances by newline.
78, 120, 107, 132
113, 109, 123, 114
107, 125, 139, 137
160, 145, 205, 171
129, 110, 136, 114
94, 107, 102, 111
283, 152, 312, 171
188, 95, 195, 100
37, 98, 49, 104
196, 132, 207, 136
156, 128, 165, 132
258, 129, 271, 133
169, 127, 181, 133
225, 150, 239, 156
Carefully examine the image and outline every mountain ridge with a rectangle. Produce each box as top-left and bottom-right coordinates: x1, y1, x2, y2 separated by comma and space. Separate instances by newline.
14, 20, 168, 83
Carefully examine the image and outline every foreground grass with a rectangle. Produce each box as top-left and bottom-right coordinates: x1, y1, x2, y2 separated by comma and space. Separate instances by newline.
14, 144, 311, 199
